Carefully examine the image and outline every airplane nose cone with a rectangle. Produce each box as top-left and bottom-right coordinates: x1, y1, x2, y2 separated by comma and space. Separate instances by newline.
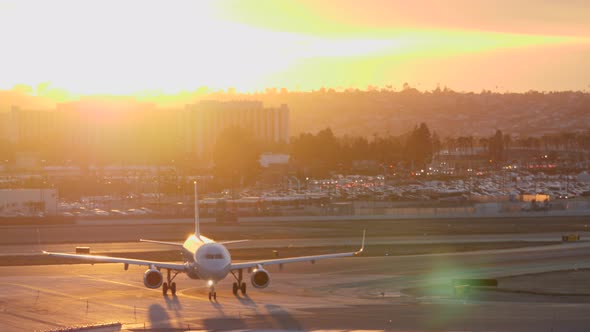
195, 243, 231, 280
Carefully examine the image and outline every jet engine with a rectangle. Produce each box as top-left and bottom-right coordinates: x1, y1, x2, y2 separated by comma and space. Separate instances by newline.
143, 268, 163, 289
250, 267, 271, 289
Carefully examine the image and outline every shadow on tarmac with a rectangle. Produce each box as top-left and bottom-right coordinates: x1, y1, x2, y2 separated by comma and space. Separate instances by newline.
164, 294, 183, 311
202, 317, 248, 330
235, 293, 257, 307
265, 304, 303, 330
148, 303, 171, 329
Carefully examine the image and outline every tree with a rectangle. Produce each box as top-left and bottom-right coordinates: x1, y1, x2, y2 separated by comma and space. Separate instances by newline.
371, 134, 403, 164
316, 128, 339, 168
431, 131, 442, 153
445, 137, 457, 153
503, 133, 512, 152
405, 123, 433, 169
457, 136, 468, 155
213, 127, 262, 188
290, 128, 340, 177
479, 137, 489, 152
488, 130, 505, 162
467, 136, 474, 155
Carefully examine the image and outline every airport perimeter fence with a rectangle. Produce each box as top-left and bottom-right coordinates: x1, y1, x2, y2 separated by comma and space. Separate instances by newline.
347, 199, 590, 219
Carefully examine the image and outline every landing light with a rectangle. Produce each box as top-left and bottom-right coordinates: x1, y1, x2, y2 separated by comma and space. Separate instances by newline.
207, 280, 214, 286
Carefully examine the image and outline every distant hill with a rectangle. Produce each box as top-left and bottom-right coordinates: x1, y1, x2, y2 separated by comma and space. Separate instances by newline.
2, 87, 589, 138
233, 89, 590, 138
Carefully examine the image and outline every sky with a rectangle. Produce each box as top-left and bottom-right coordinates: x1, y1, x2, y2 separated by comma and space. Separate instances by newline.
0, 0, 588, 95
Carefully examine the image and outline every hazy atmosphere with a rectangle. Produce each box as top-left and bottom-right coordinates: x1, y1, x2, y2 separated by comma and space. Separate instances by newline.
1, 1, 590, 332
0, 0, 589, 94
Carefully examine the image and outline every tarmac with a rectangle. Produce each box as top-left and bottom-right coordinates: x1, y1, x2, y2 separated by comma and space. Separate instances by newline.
2, 241, 590, 331
2, 215, 589, 246
0, 232, 574, 256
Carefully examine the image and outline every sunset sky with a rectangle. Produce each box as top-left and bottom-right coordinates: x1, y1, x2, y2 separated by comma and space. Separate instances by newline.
0, 0, 588, 95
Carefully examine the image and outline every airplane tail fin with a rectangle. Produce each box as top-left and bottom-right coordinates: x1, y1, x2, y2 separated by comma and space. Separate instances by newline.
360, 229, 366, 252
194, 180, 200, 238
355, 229, 366, 256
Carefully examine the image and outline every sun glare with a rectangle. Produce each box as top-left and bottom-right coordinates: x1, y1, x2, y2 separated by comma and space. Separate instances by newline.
0, 0, 588, 95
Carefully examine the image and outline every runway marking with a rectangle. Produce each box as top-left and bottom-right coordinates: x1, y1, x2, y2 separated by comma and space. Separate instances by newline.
1, 278, 274, 330
0, 309, 63, 328
76, 274, 214, 304
76, 273, 152, 290
1, 282, 145, 312
77, 271, 296, 310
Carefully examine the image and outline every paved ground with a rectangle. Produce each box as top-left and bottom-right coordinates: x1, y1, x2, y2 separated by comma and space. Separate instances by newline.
2, 242, 590, 331
2, 216, 590, 246
0, 232, 574, 256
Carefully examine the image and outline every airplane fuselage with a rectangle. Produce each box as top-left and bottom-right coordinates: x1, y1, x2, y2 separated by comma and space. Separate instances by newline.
181, 235, 232, 283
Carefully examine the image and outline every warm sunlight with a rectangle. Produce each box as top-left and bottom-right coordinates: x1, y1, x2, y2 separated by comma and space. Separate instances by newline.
0, 0, 588, 95
2, 2, 590, 331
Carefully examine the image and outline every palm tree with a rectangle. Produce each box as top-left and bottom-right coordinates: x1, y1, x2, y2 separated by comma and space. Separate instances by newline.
541, 134, 551, 152
467, 136, 474, 155
444, 137, 457, 153
457, 137, 467, 155
503, 134, 512, 152
479, 138, 489, 153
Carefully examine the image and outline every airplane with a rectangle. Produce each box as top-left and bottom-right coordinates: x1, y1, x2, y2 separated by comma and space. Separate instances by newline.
44, 182, 366, 300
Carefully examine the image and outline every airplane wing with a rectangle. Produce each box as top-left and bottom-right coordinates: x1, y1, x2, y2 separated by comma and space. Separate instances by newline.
140, 238, 248, 246
230, 251, 361, 270
218, 239, 249, 245
139, 239, 184, 247
43, 251, 187, 271
230, 230, 365, 271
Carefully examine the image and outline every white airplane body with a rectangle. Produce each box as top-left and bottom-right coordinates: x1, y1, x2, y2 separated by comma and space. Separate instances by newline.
45, 183, 365, 300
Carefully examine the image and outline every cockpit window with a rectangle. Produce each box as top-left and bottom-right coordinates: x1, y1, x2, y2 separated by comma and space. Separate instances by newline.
205, 253, 224, 259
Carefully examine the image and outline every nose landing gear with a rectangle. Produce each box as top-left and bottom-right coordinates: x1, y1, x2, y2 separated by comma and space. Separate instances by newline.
208, 286, 217, 300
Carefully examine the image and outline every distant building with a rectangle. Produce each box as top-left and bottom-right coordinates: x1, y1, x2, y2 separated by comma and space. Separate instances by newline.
0, 189, 58, 216
430, 150, 490, 174
1, 99, 289, 165
259, 153, 290, 168
351, 159, 379, 172
56, 97, 160, 151
2, 106, 59, 144
183, 100, 289, 160
258, 153, 292, 186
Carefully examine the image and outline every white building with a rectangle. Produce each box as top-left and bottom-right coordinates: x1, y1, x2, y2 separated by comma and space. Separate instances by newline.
0, 189, 58, 216
183, 101, 289, 160
259, 153, 290, 168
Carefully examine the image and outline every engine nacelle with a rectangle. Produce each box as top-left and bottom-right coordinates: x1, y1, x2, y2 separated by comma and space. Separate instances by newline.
143, 268, 163, 289
250, 268, 271, 289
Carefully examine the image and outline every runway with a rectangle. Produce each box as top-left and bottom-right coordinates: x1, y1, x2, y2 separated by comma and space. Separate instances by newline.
2, 242, 590, 331
0, 232, 573, 256
1, 215, 588, 246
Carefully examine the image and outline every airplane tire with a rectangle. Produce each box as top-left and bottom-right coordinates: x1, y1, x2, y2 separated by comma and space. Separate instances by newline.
162, 282, 168, 296
171, 282, 176, 295
232, 282, 238, 295
240, 282, 246, 295
208, 293, 211, 300
213, 292, 217, 300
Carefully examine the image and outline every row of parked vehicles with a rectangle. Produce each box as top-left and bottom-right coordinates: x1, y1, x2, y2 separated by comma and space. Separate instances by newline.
59, 206, 153, 217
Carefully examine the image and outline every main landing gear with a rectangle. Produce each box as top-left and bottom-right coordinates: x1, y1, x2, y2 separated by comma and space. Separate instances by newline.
230, 269, 247, 296
162, 269, 180, 296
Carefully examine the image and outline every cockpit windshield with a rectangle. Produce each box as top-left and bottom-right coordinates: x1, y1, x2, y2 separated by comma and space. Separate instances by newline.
205, 253, 224, 260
